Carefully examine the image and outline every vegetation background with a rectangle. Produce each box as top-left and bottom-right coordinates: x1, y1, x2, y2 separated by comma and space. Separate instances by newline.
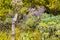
0, 0, 60, 40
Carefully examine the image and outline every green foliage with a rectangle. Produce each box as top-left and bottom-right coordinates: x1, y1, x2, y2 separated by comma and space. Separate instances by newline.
22, 0, 60, 15
26, 16, 36, 27
1, 0, 60, 40
0, 0, 12, 20
20, 7, 28, 13
21, 31, 41, 40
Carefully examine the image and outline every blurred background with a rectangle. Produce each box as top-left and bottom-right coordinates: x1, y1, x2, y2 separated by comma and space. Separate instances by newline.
0, 0, 60, 40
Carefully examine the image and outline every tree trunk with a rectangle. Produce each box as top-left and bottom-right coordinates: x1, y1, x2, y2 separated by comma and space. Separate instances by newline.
12, 13, 18, 40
